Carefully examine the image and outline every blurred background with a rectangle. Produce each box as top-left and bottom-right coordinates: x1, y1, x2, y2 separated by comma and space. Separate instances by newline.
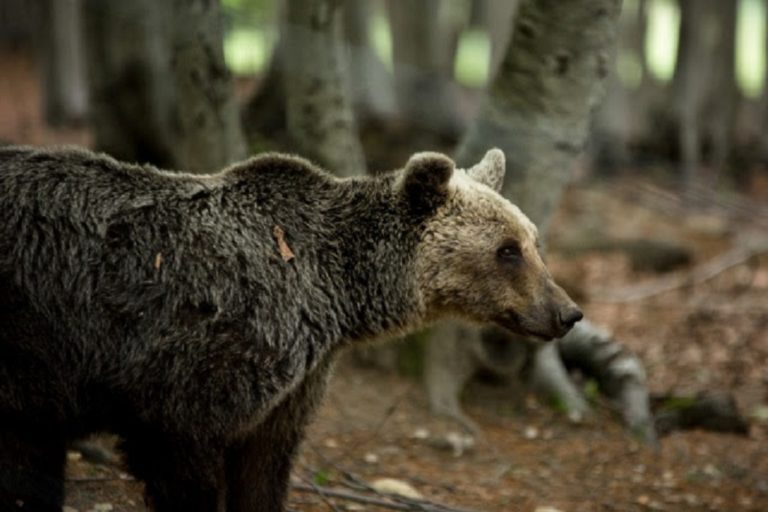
1, 0, 767, 511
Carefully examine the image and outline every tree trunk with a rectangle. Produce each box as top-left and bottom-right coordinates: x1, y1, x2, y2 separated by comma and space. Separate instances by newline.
169, 0, 246, 172
39, 0, 88, 126
478, 0, 520, 80
242, 38, 287, 144
84, 0, 244, 171
707, 0, 738, 182
456, 0, 621, 232
387, 0, 463, 137
84, 0, 176, 167
283, 0, 366, 176
427, 0, 656, 443
242, 3, 287, 145
674, 0, 706, 192
342, 0, 396, 120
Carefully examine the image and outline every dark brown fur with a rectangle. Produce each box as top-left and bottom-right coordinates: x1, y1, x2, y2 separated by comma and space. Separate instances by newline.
0, 146, 579, 511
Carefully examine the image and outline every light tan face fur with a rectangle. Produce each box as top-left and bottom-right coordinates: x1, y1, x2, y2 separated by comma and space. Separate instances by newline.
414, 150, 582, 340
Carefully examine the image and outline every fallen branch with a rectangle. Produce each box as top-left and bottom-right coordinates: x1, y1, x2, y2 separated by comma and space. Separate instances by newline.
292, 483, 474, 512
591, 243, 768, 303
297, 475, 344, 512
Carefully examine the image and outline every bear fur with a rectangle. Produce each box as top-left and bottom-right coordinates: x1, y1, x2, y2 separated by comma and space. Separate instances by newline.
0, 145, 580, 511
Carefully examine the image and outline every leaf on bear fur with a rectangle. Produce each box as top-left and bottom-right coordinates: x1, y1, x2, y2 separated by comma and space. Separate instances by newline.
154, 252, 163, 270
273, 225, 295, 262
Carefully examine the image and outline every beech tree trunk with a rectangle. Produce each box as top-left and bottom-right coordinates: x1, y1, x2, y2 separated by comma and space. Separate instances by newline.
456, 0, 620, 233
169, 0, 246, 172
478, 0, 520, 80
675, 0, 706, 191
387, 0, 463, 136
242, 2, 287, 144
84, 0, 244, 172
342, 0, 396, 120
39, 0, 88, 126
283, 0, 366, 176
427, 0, 656, 443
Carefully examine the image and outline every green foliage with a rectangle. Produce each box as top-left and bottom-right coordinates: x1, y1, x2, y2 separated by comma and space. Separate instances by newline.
224, 28, 272, 75
583, 379, 600, 403
737, 0, 767, 97
454, 29, 490, 88
371, 12, 393, 70
313, 469, 331, 486
549, 395, 569, 414
660, 395, 697, 411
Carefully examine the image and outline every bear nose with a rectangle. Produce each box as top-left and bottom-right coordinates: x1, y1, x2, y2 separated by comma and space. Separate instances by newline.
558, 307, 583, 330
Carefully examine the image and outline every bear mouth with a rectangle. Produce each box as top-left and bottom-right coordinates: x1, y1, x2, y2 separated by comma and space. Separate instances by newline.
492, 311, 558, 342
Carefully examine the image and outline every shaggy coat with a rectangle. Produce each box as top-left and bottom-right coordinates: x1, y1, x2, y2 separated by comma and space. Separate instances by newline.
0, 146, 579, 511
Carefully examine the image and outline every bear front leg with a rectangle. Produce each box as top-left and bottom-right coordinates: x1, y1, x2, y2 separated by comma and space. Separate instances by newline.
0, 423, 66, 512
122, 432, 226, 512
225, 357, 333, 512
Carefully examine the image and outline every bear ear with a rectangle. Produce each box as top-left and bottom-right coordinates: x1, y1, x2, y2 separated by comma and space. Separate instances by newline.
400, 152, 454, 210
467, 148, 505, 193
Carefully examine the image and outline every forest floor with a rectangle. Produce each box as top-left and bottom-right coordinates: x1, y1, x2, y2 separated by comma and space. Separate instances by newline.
2, 47, 768, 511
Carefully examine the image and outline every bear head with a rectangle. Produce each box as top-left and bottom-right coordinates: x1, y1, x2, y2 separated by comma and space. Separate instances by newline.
401, 148, 582, 341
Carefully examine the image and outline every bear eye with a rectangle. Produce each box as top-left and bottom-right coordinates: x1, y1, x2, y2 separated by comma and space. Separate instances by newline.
497, 243, 523, 262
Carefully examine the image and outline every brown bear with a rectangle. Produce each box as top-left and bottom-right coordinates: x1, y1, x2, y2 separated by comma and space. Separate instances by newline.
0, 145, 581, 511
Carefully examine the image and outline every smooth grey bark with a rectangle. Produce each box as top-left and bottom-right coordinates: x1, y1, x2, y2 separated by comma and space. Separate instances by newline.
456, 0, 621, 232
39, 0, 88, 126
84, 0, 175, 167
169, 0, 246, 172
706, 0, 738, 181
426, 0, 656, 442
593, 0, 650, 171
243, 3, 287, 143
242, 38, 287, 142
283, 0, 366, 176
84, 0, 244, 172
387, 0, 463, 136
478, 0, 520, 80
342, 0, 396, 120
673, 0, 738, 192
675, 0, 706, 191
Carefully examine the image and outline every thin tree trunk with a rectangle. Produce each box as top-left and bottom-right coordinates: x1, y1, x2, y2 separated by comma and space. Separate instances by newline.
478, 0, 520, 81
84, 0, 176, 166
675, 0, 706, 192
283, 0, 366, 177
169, 0, 246, 172
84, 0, 244, 171
708, 0, 738, 182
342, 0, 396, 120
39, 0, 88, 126
387, 0, 463, 136
242, 37, 287, 143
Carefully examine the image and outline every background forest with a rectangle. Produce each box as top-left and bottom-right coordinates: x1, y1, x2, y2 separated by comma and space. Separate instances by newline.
1, 0, 767, 511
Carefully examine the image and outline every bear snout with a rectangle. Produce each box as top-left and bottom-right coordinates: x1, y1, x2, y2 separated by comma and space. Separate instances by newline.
557, 306, 583, 331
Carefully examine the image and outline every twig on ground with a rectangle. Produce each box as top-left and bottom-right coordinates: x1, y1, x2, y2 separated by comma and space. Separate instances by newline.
591, 244, 768, 303
292, 483, 474, 512
297, 474, 344, 512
